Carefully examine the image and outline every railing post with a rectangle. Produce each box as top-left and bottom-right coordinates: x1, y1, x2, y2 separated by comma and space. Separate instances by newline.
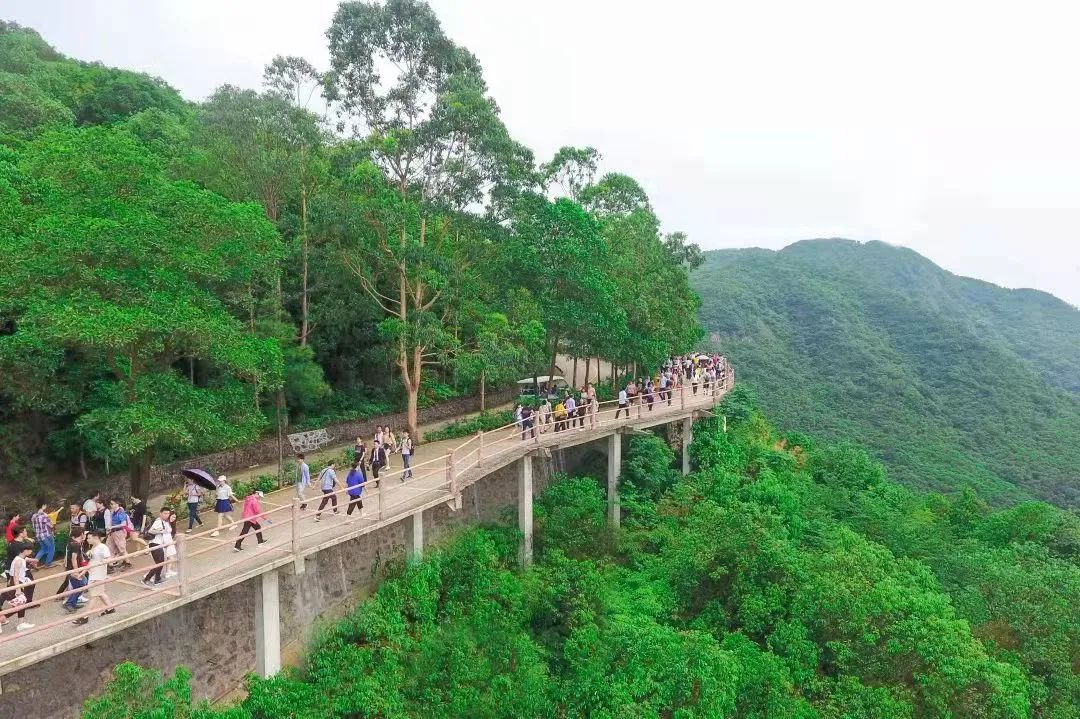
291, 497, 304, 575
478, 430, 484, 464
637, 392, 642, 418
175, 533, 188, 596
448, 449, 457, 496
680, 382, 686, 410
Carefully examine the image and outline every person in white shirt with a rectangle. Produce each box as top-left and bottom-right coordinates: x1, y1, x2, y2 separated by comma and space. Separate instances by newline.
616, 387, 629, 419
2, 543, 35, 631
142, 508, 172, 588
564, 395, 577, 431
538, 399, 552, 434
209, 477, 236, 537
73, 530, 115, 625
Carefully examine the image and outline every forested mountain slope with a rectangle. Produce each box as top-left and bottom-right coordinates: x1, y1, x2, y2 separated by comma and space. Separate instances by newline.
693, 239, 1080, 507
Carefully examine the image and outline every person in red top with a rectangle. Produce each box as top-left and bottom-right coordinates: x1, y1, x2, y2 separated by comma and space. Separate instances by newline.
5, 513, 21, 543
233, 492, 268, 551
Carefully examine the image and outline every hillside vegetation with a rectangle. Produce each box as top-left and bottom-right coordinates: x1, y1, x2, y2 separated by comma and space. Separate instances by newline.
0, 7, 700, 503
84, 391, 1080, 718
694, 239, 1080, 507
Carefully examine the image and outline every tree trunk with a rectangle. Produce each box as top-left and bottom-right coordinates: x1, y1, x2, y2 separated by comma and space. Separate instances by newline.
406, 381, 419, 441
480, 369, 486, 411
276, 388, 287, 486
299, 186, 310, 346
547, 339, 559, 390
129, 447, 154, 501
572, 356, 578, 388
584, 357, 591, 388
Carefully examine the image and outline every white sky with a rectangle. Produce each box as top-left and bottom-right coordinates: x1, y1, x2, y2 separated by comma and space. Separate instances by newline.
7, 0, 1080, 306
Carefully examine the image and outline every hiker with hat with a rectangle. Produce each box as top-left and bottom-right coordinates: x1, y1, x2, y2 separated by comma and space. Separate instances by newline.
209, 475, 237, 537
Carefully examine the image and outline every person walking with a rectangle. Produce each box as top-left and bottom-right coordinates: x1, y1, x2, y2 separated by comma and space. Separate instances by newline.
553, 398, 567, 432
30, 500, 55, 568
3, 542, 36, 631
520, 404, 535, 441
384, 428, 398, 471
164, 508, 179, 578
399, 432, 413, 481
142, 508, 172, 588
370, 441, 386, 487
589, 391, 599, 429
315, 462, 339, 520
4, 513, 21, 544
616, 386, 630, 419
233, 492, 267, 551
73, 530, 115, 625
345, 461, 365, 520
296, 453, 311, 510
61, 528, 89, 614
511, 404, 524, 438
69, 502, 88, 535
210, 477, 237, 537
105, 499, 131, 570
539, 397, 552, 434
184, 480, 205, 532
646, 379, 655, 411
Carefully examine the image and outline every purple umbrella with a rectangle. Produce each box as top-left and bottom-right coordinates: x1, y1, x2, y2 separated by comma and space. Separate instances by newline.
181, 468, 219, 490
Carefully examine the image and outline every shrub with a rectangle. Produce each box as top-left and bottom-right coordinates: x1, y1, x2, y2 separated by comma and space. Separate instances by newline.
424, 410, 514, 442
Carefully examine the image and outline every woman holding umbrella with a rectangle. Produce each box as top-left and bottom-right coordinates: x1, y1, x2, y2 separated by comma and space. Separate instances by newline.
181, 469, 220, 535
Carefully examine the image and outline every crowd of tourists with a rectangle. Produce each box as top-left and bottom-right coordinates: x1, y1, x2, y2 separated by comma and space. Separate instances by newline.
0, 423, 422, 633
0, 356, 725, 635
512, 354, 728, 440
0, 494, 156, 631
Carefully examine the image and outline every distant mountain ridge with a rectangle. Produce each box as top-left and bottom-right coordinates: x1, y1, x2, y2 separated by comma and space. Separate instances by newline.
693, 238, 1080, 507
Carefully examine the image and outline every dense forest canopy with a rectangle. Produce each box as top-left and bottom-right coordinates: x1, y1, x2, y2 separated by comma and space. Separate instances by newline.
83, 392, 1080, 718
693, 239, 1080, 508
0, 4, 701, 501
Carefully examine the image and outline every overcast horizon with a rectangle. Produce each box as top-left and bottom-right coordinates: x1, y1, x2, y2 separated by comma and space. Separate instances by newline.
7, 0, 1080, 306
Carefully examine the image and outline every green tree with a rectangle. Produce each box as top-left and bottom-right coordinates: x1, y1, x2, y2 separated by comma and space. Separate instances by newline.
0, 126, 283, 497
327, 0, 531, 438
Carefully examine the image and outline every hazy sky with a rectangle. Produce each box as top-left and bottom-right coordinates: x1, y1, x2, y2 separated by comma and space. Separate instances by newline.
7, 0, 1080, 305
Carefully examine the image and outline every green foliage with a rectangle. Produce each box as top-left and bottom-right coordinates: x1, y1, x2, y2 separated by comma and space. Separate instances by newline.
0, 125, 284, 495
694, 239, 1080, 508
87, 414, 1079, 718
422, 410, 514, 442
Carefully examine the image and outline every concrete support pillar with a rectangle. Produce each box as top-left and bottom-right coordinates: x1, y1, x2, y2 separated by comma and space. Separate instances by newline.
682, 417, 693, 476
607, 433, 621, 527
404, 511, 423, 562
518, 455, 534, 567
254, 569, 281, 678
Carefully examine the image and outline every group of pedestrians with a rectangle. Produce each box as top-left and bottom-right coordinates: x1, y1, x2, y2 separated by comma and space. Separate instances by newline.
1, 493, 164, 631
292, 426, 414, 520
512, 355, 727, 440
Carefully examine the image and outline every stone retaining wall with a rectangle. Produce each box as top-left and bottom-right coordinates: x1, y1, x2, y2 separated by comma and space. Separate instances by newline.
102, 387, 517, 499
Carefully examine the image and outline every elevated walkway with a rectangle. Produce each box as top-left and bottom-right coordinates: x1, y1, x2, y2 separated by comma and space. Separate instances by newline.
0, 375, 732, 714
